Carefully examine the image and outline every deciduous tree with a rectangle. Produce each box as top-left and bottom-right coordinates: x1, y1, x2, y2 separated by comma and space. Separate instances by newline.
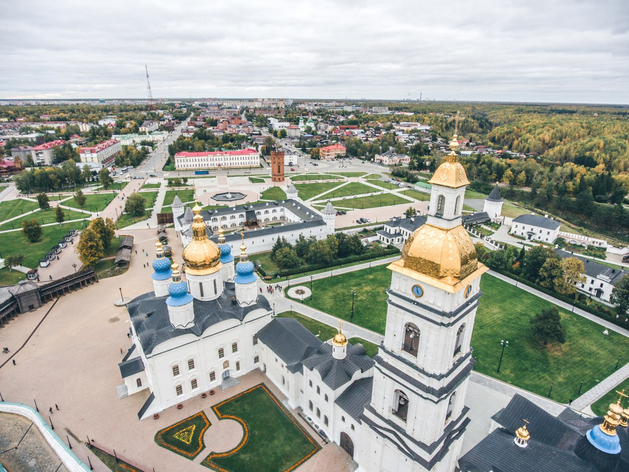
98, 168, 113, 190
77, 227, 104, 267
125, 193, 146, 217
74, 188, 86, 208
55, 205, 65, 223
530, 307, 566, 345
5, 254, 24, 271
21, 219, 42, 242
611, 276, 629, 315
37, 192, 49, 210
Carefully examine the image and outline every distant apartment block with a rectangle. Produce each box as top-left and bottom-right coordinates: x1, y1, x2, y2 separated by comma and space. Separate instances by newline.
319, 143, 346, 160
174, 148, 260, 170
139, 121, 159, 133
79, 139, 121, 166
31, 140, 66, 165
112, 132, 167, 146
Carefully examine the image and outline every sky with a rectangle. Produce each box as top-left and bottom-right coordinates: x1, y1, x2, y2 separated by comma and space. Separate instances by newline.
1, 0, 628, 104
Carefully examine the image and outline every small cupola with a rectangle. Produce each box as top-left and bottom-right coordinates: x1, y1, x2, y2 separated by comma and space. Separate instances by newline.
514, 419, 530, 448
332, 322, 348, 360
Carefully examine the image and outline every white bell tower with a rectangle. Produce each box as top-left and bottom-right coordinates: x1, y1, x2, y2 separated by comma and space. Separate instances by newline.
359, 133, 488, 472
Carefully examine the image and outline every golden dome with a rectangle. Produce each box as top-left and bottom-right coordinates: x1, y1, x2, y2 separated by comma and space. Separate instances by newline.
428, 134, 470, 189
182, 202, 222, 276
333, 322, 348, 347
400, 223, 479, 282
515, 422, 530, 442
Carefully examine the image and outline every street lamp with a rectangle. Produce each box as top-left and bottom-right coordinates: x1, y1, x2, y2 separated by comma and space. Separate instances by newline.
350, 289, 356, 322
577, 379, 584, 396
72, 263, 77, 273
310, 275, 314, 301
496, 340, 509, 373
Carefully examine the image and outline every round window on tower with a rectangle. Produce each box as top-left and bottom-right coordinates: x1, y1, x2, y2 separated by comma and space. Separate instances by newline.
464, 284, 472, 298
411, 284, 424, 298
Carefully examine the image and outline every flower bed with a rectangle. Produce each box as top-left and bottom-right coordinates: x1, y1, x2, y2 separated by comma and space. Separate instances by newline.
154, 411, 211, 459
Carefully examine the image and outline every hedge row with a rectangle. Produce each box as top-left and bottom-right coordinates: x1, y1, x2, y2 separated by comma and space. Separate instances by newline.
491, 267, 626, 329
260, 246, 400, 278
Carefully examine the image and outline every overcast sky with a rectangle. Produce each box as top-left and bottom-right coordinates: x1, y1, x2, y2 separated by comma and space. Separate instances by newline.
1, 0, 627, 104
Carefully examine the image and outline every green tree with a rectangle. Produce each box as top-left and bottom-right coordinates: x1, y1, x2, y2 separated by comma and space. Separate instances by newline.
502, 169, 514, 185
77, 227, 104, 267
294, 234, 312, 259
405, 207, 417, 218
522, 246, 556, 281
74, 188, 87, 208
21, 219, 42, 242
55, 205, 65, 223
557, 257, 585, 298
306, 239, 334, 265
274, 247, 301, 270
4, 254, 24, 271
98, 168, 113, 190
515, 171, 527, 187
538, 257, 563, 290
530, 307, 566, 345
37, 192, 50, 210
271, 237, 291, 261
611, 276, 629, 315
90, 217, 115, 249
125, 193, 146, 217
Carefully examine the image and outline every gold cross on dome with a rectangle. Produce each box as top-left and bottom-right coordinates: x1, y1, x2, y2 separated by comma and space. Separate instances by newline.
523, 419, 529, 425
616, 389, 628, 405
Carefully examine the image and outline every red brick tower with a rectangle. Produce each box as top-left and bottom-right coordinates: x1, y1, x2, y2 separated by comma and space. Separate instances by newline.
271, 151, 285, 182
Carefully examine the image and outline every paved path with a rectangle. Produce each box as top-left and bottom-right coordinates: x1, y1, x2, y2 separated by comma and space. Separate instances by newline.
487, 269, 629, 338
571, 362, 629, 411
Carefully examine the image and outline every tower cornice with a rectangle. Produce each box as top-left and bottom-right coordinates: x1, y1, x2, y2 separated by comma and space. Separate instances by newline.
388, 258, 488, 294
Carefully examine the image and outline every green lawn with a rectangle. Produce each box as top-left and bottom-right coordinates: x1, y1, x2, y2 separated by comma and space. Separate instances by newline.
141, 191, 158, 209
261, 186, 287, 201
465, 189, 488, 199
117, 212, 149, 229
249, 177, 265, 183
501, 202, 532, 219
292, 174, 342, 181
0, 222, 83, 268
0, 208, 88, 228
320, 182, 376, 200
155, 412, 211, 459
204, 384, 319, 471
400, 189, 430, 201
87, 445, 143, 472
333, 172, 367, 177
251, 251, 281, 275
163, 189, 195, 207
63, 193, 117, 212
367, 180, 399, 190
0, 268, 26, 286
364, 173, 383, 179
0, 199, 39, 222
295, 182, 343, 201
332, 193, 408, 210
292, 264, 629, 403
141, 183, 162, 189
591, 378, 629, 416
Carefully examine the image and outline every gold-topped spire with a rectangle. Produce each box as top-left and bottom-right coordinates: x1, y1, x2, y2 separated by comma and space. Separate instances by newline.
239, 232, 248, 262
218, 226, 226, 245
615, 390, 629, 428
171, 263, 181, 282
333, 320, 348, 347
515, 419, 530, 441
600, 399, 623, 435
155, 241, 164, 257
427, 117, 470, 188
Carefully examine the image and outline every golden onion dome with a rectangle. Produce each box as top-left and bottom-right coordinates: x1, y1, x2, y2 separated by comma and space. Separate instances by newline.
428, 134, 470, 189
515, 422, 530, 442
182, 202, 222, 276
401, 223, 478, 282
332, 322, 348, 347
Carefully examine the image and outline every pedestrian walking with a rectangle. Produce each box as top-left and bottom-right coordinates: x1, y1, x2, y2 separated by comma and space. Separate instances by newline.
55, 404, 59, 410
12, 359, 16, 365
49, 407, 53, 414
120, 348, 123, 354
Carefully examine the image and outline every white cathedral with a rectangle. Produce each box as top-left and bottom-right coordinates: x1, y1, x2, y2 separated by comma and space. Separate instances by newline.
118, 135, 488, 472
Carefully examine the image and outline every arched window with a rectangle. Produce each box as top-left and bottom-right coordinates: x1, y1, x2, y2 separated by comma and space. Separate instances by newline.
136, 378, 142, 388
455, 196, 460, 215
402, 323, 420, 357
393, 390, 409, 422
324, 415, 329, 426
454, 324, 465, 356
436, 195, 445, 217
446, 392, 456, 422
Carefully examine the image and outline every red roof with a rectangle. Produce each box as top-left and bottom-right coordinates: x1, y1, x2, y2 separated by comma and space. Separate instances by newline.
175, 148, 258, 158
320, 144, 346, 152
80, 139, 120, 154
32, 140, 66, 151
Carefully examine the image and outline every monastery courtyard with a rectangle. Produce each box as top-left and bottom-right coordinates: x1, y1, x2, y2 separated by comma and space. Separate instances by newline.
0, 228, 514, 471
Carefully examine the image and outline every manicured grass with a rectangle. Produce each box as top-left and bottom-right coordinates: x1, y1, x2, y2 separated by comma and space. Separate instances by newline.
364, 173, 383, 179
204, 384, 319, 472
164, 189, 195, 207
117, 212, 148, 228
501, 202, 532, 219
63, 193, 117, 212
0, 208, 88, 228
465, 189, 488, 199
559, 222, 587, 236
400, 189, 430, 201
155, 412, 211, 459
591, 378, 629, 416
141, 191, 158, 209
333, 172, 367, 177
295, 265, 390, 334
295, 182, 343, 201
367, 180, 399, 190
141, 183, 162, 189
0, 268, 26, 286
332, 193, 408, 210
249, 177, 265, 183
87, 445, 143, 472
293, 264, 629, 403
292, 174, 342, 181
277, 311, 338, 342
251, 251, 281, 275
320, 182, 376, 200
0, 222, 83, 268
261, 186, 287, 201
0, 199, 39, 222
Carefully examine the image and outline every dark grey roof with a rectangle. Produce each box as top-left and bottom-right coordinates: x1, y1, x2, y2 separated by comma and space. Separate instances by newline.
118, 356, 145, 378
119, 235, 134, 249
384, 216, 427, 233
458, 428, 596, 472
462, 212, 491, 225
486, 185, 504, 202
181, 206, 194, 225
322, 201, 335, 215
172, 195, 183, 207
128, 283, 271, 355
212, 219, 327, 244
513, 214, 561, 230
302, 343, 374, 390
556, 250, 627, 285
257, 318, 322, 373
8, 280, 39, 295
196, 199, 320, 223
335, 377, 373, 422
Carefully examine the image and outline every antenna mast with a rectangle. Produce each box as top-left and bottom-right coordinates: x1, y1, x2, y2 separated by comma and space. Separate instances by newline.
145, 65, 154, 110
